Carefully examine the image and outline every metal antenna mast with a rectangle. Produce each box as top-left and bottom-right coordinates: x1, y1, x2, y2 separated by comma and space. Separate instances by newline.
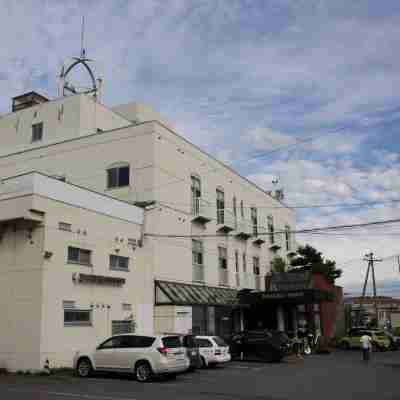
80, 16, 86, 58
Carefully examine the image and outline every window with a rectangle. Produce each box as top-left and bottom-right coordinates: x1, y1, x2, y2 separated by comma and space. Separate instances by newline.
218, 246, 228, 269
110, 255, 130, 271
59, 222, 72, 232
242, 252, 247, 272
253, 257, 260, 275
251, 207, 258, 236
31, 122, 43, 142
162, 336, 182, 348
267, 215, 274, 244
216, 188, 225, 224
67, 246, 92, 266
112, 320, 134, 335
240, 200, 245, 219
195, 338, 213, 348
285, 225, 291, 251
107, 164, 130, 189
233, 196, 237, 225
191, 175, 202, 214
98, 336, 124, 349
192, 239, 203, 265
235, 250, 239, 273
64, 309, 92, 326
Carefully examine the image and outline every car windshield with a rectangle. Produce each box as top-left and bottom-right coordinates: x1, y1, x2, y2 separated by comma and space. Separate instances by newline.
162, 336, 182, 348
213, 336, 227, 347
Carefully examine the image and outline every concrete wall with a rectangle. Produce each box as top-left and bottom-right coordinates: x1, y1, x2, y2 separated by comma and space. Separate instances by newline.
35, 195, 153, 368
0, 95, 130, 157
0, 220, 44, 371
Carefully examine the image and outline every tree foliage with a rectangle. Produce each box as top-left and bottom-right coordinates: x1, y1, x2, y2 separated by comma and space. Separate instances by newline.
289, 244, 342, 284
271, 256, 287, 273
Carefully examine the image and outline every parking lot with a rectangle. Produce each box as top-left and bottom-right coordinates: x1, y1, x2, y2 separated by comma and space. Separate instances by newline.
1, 350, 400, 400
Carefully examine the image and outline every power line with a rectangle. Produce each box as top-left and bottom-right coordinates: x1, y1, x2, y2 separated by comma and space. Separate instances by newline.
144, 217, 400, 239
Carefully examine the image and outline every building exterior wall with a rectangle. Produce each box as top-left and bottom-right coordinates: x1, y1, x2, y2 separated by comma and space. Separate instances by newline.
0, 95, 297, 363
0, 220, 45, 371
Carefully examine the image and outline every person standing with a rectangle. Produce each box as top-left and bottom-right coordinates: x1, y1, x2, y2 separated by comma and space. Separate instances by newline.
360, 332, 372, 361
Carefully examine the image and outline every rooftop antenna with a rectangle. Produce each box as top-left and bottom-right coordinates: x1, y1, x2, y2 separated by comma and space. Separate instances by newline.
58, 16, 103, 101
80, 16, 86, 59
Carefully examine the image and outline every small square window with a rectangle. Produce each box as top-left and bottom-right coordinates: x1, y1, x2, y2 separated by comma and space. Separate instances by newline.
110, 255, 130, 271
64, 309, 92, 326
107, 165, 130, 189
67, 246, 92, 266
32, 122, 43, 142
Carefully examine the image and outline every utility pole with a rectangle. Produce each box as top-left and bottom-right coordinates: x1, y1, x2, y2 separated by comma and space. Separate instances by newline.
357, 252, 382, 327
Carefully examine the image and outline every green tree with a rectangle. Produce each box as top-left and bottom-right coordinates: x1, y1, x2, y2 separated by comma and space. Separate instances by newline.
289, 244, 342, 284
271, 256, 287, 273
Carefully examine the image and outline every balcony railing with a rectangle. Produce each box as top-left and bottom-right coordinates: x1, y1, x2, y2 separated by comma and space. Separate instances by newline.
255, 275, 262, 291
193, 264, 205, 282
219, 268, 229, 286
253, 225, 267, 245
235, 218, 252, 240
191, 197, 213, 224
216, 209, 235, 233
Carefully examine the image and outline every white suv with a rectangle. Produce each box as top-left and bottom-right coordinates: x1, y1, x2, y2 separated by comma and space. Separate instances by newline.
195, 336, 231, 367
73, 334, 189, 382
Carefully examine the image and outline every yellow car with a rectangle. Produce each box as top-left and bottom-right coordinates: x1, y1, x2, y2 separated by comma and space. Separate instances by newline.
340, 328, 391, 351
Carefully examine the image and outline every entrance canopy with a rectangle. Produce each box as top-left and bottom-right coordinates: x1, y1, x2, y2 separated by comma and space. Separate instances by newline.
239, 272, 334, 305
155, 280, 242, 307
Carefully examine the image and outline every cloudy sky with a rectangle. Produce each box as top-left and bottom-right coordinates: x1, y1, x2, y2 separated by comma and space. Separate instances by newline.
1, 0, 400, 296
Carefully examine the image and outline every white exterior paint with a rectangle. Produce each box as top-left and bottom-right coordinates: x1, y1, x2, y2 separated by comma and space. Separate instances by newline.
0, 173, 152, 371
0, 92, 296, 370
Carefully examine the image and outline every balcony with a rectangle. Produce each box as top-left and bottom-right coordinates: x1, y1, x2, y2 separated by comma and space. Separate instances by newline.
268, 233, 282, 252
252, 225, 267, 246
216, 209, 235, 233
235, 219, 252, 240
219, 268, 229, 286
191, 197, 213, 224
193, 264, 205, 283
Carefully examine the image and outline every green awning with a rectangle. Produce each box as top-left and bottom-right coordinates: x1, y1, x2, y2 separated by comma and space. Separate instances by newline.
155, 280, 241, 307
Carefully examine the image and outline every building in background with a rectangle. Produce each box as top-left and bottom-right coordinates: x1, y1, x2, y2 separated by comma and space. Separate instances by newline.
345, 296, 400, 328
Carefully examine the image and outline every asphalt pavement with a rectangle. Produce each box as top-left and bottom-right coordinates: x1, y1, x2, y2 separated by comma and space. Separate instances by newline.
1, 350, 400, 400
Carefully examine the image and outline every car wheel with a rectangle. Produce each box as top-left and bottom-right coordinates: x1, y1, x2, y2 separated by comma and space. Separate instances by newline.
76, 358, 93, 378
135, 361, 152, 383
340, 341, 350, 350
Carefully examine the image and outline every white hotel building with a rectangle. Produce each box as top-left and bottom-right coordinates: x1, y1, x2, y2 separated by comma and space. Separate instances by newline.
0, 87, 296, 371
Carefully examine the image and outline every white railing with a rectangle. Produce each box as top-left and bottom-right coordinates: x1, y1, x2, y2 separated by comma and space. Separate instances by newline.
192, 197, 213, 220
219, 268, 229, 286
193, 264, 205, 282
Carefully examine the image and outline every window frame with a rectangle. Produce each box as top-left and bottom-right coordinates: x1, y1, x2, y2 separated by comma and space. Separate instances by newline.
64, 309, 92, 327
267, 215, 274, 244
253, 256, 260, 275
192, 239, 204, 266
216, 188, 225, 224
106, 163, 130, 189
67, 246, 92, 266
218, 246, 228, 270
31, 122, 43, 142
242, 252, 247, 272
109, 254, 130, 271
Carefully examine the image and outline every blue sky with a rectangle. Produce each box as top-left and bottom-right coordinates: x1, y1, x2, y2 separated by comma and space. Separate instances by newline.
1, 0, 400, 296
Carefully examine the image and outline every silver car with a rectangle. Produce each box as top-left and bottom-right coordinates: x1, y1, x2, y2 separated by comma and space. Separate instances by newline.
73, 334, 189, 382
